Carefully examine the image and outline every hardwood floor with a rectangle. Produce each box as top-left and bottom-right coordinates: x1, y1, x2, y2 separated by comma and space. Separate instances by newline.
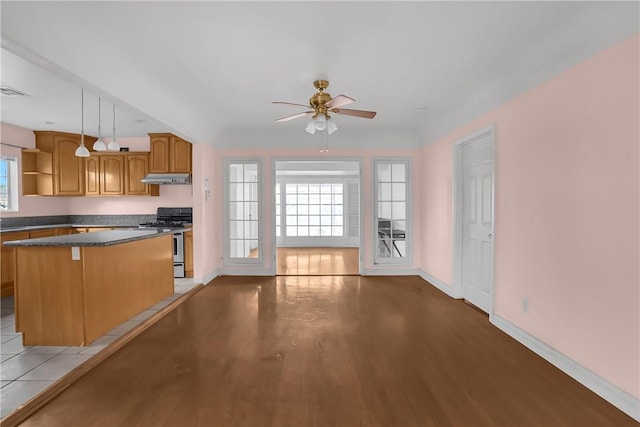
17, 276, 637, 427
277, 247, 359, 275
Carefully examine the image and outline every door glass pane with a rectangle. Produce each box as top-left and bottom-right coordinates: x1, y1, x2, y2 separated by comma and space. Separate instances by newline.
378, 163, 391, 182
391, 164, 406, 181
227, 160, 261, 261
392, 183, 405, 201
375, 160, 409, 262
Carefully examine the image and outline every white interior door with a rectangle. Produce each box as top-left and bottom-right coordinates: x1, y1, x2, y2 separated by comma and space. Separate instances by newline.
461, 133, 494, 313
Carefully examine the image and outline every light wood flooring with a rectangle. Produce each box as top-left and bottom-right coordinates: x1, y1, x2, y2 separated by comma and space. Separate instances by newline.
277, 247, 359, 275
16, 275, 636, 427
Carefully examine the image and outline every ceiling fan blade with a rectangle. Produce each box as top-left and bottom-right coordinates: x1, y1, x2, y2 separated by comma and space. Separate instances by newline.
272, 101, 310, 108
325, 95, 355, 109
332, 108, 377, 119
275, 111, 313, 122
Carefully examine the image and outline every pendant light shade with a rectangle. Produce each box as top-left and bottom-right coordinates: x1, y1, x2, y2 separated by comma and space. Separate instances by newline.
305, 117, 317, 134
75, 89, 90, 157
93, 97, 107, 151
327, 117, 338, 135
107, 104, 120, 151
314, 113, 327, 131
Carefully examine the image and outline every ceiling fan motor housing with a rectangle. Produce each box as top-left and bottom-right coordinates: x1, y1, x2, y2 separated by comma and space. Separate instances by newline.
310, 80, 331, 116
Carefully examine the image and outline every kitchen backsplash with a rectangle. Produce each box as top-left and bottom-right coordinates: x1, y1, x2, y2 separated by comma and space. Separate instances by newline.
1, 214, 156, 229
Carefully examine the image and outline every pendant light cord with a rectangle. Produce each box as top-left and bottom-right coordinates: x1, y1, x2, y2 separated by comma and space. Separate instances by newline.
81, 89, 84, 145
97, 98, 101, 138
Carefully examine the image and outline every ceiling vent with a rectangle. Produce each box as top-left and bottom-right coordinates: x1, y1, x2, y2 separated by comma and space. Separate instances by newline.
0, 86, 27, 97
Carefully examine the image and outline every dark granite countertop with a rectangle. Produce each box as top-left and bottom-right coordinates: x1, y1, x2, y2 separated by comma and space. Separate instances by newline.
0, 224, 137, 233
3, 229, 174, 247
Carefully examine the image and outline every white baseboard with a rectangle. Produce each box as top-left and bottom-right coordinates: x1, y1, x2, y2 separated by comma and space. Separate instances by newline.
217, 267, 273, 276
361, 267, 421, 276
417, 269, 458, 298
491, 314, 640, 422
201, 270, 219, 285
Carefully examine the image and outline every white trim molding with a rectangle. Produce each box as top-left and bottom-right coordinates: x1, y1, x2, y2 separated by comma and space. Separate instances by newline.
201, 270, 219, 286
361, 267, 421, 276
217, 267, 273, 276
417, 269, 459, 298
491, 314, 640, 422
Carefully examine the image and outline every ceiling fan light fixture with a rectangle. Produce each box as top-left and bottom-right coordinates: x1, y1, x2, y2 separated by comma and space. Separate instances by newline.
327, 117, 338, 135
315, 113, 327, 131
305, 117, 317, 134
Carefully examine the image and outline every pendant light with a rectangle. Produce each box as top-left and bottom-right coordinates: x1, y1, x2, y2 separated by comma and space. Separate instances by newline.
74, 89, 90, 157
107, 104, 120, 151
93, 97, 107, 151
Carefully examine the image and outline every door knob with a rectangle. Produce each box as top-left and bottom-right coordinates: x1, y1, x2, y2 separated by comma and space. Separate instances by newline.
488, 233, 493, 239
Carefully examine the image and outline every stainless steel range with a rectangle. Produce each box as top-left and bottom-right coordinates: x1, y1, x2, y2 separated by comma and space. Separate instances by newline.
140, 207, 192, 278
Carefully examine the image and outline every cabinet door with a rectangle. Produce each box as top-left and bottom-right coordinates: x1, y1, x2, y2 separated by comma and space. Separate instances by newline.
1, 232, 30, 297
149, 135, 170, 173
55, 228, 76, 236
184, 229, 194, 278
126, 154, 151, 195
54, 136, 85, 196
85, 155, 101, 196
100, 155, 125, 196
29, 229, 57, 239
170, 137, 192, 173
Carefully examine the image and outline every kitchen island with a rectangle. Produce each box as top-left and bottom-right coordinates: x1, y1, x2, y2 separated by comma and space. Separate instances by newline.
4, 230, 175, 346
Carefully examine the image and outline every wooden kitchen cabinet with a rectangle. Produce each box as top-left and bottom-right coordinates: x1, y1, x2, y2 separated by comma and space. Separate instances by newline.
184, 229, 194, 278
55, 227, 76, 236
33, 131, 97, 196
149, 133, 192, 173
85, 153, 158, 196
21, 149, 53, 196
85, 155, 101, 196
1, 231, 29, 297
100, 155, 125, 195
28, 229, 58, 239
126, 153, 159, 196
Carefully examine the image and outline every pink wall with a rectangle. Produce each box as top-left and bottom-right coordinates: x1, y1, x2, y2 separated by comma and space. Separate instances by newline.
420, 34, 639, 398
191, 142, 221, 281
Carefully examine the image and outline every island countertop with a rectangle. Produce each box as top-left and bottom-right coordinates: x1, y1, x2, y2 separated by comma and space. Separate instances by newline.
3, 229, 175, 247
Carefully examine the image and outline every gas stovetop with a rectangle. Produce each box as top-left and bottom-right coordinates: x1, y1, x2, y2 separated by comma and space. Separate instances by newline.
140, 207, 193, 229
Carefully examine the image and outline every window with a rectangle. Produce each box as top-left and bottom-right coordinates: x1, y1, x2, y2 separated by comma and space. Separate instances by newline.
225, 160, 261, 262
374, 160, 410, 263
0, 157, 18, 211
284, 182, 344, 237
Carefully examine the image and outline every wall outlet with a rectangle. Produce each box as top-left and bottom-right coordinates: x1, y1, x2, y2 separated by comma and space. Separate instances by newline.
522, 296, 529, 313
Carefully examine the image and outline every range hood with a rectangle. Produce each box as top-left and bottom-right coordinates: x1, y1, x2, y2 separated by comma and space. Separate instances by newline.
141, 173, 192, 185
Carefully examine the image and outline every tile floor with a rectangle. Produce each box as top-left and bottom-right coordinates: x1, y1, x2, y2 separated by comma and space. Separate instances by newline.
0, 278, 201, 419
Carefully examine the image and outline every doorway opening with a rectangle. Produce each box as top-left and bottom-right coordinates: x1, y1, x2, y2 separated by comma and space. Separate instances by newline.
275, 160, 361, 276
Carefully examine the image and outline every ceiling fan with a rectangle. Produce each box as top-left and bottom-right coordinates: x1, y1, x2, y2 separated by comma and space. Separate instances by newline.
273, 80, 376, 134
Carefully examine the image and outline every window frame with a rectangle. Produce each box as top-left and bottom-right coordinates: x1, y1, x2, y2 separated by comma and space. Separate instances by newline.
223, 158, 263, 265
373, 158, 411, 265
0, 156, 19, 212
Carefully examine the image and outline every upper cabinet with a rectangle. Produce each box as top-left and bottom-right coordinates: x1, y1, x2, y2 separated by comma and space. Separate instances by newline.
148, 133, 192, 173
25, 131, 158, 197
22, 149, 53, 196
126, 153, 159, 196
85, 153, 159, 197
33, 131, 96, 196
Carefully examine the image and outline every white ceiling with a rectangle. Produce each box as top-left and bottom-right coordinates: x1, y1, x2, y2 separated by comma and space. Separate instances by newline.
1, 1, 638, 148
